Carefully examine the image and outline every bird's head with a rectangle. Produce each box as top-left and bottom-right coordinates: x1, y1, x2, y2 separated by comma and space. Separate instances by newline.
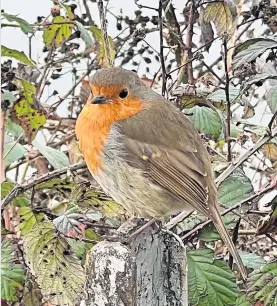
77, 67, 149, 129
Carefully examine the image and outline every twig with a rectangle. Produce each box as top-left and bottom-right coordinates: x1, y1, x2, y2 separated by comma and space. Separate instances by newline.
1, 162, 87, 209
49, 62, 95, 113
158, 0, 167, 96
176, 1, 195, 86
1, 110, 6, 183
215, 127, 277, 186
96, 0, 113, 67
83, 0, 94, 25
200, 60, 225, 85
223, 37, 232, 162
181, 183, 276, 240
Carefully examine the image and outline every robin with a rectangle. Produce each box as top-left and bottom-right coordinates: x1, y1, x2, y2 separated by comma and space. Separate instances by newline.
75, 67, 247, 280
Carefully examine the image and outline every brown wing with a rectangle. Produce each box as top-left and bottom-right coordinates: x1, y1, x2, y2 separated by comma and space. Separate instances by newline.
118, 101, 216, 217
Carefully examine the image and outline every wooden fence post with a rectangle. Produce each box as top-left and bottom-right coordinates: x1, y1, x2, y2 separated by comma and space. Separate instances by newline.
82, 218, 188, 306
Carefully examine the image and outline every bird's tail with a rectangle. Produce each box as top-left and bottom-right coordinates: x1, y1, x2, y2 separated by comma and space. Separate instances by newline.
209, 204, 247, 281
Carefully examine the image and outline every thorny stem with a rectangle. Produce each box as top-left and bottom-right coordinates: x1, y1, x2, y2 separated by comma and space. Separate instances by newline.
158, 0, 167, 96
1, 162, 87, 209
1, 110, 6, 183
223, 37, 232, 162
176, 1, 195, 86
96, 0, 113, 67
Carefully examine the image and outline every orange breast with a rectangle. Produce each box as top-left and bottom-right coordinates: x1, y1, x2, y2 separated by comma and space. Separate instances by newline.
75, 95, 144, 174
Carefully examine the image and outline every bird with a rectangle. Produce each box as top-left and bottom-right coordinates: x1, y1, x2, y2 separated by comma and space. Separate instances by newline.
75, 67, 247, 280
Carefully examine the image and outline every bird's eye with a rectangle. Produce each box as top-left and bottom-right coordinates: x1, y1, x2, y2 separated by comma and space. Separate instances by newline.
119, 88, 128, 99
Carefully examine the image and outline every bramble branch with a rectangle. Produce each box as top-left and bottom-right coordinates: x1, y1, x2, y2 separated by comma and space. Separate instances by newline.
1, 162, 86, 209
96, 0, 113, 67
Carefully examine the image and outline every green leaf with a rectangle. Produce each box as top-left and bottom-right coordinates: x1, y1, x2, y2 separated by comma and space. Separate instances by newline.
76, 21, 93, 47
204, 3, 233, 36
239, 251, 266, 269
243, 73, 277, 91
183, 106, 222, 139
11, 79, 46, 142
35, 177, 74, 191
198, 214, 236, 242
1, 180, 30, 207
1, 45, 36, 67
233, 38, 277, 70
23, 221, 85, 306
53, 206, 101, 238
188, 248, 238, 306
1, 239, 25, 302
2, 89, 16, 104
207, 86, 241, 104
5, 119, 24, 138
17, 207, 44, 235
236, 293, 250, 306
32, 139, 69, 169
2, 13, 32, 34
266, 86, 277, 113
70, 186, 121, 217
43, 16, 73, 48
89, 26, 115, 67
247, 261, 277, 306
218, 171, 254, 206
4, 133, 25, 166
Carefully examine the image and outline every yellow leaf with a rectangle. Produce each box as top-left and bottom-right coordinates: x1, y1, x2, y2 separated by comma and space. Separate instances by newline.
11, 79, 46, 142
263, 143, 277, 161
89, 26, 115, 67
43, 16, 73, 48
204, 3, 233, 35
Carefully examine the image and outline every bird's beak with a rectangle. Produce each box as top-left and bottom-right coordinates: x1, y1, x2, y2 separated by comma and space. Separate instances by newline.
91, 95, 108, 105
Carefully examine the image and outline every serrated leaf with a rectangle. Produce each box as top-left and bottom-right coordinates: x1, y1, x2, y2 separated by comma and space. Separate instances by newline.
76, 21, 93, 47
236, 293, 250, 306
89, 26, 115, 67
218, 171, 254, 206
204, 3, 233, 36
179, 95, 206, 109
183, 106, 222, 139
11, 79, 46, 142
233, 38, 277, 70
53, 207, 101, 238
247, 261, 277, 306
71, 186, 122, 217
1, 239, 25, 302
35, 177, 74, 191
207, 86, 241, 104
239, 251, 266, 269
188, 248, 238, 306
43, 16, 73, 48
198, 214, 236, 242
32, 139, 70, 169
2, 13, 32, 34
23, 222, 85, 306
266, 86, 277, 113
243, 73, 277, 91
17, 207, 44, 235
63, 5, 75, 20
2, 45, 36, 67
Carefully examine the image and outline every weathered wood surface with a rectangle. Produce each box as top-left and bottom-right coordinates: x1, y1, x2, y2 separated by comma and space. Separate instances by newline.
82, 218, 188, 306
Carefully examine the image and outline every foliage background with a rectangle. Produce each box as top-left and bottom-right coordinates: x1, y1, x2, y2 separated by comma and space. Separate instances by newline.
1, 0, 277, 305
